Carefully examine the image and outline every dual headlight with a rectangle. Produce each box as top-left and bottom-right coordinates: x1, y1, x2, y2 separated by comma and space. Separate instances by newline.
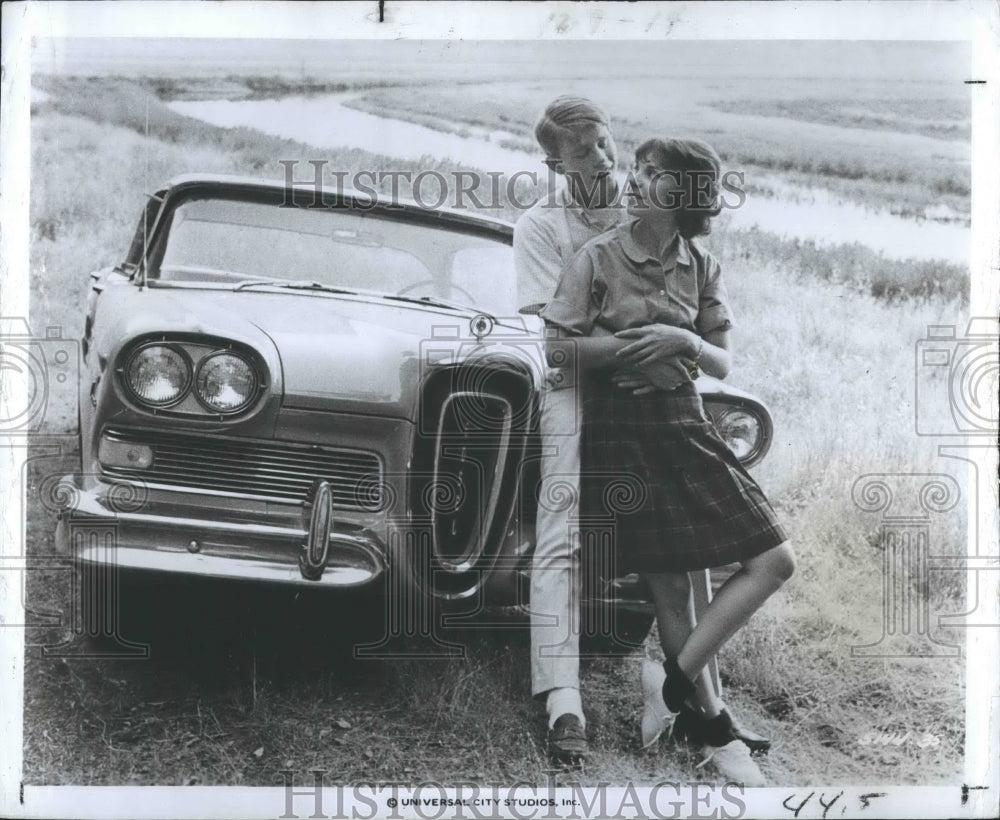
122, 343, 261, 415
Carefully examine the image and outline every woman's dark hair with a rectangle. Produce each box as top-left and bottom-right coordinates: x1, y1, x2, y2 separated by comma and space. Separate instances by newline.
634, 138, 722, 238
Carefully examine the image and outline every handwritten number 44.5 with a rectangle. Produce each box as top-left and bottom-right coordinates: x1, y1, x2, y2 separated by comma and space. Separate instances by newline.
782, 791, 887, 818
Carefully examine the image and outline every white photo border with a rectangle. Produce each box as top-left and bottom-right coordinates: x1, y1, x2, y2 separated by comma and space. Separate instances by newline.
2, 2, 997, 818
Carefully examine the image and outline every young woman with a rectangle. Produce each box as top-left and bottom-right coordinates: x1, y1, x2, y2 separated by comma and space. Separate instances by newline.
539, 138, 795, 784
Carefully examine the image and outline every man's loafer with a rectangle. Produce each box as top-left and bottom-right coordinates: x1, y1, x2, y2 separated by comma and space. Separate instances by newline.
547, 713, 588, 764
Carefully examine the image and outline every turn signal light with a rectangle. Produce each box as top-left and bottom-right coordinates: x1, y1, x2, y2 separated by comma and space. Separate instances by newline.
98, 435, 154, 470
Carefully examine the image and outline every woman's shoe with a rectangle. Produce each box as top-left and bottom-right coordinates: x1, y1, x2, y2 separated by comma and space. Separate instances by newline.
696, 739, 767, 786
674, 706, 772, 755
639, 659, 677, 749
694, 710, 767, 786
727, 709, 772, 755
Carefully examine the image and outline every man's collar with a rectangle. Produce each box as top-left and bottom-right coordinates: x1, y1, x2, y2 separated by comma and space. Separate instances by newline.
620, 222, 691, 267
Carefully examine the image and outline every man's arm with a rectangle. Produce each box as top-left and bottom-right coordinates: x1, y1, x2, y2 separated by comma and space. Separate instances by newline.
513, 212, 563, 313
544, 326, 695, 392
545, 328, 625, 370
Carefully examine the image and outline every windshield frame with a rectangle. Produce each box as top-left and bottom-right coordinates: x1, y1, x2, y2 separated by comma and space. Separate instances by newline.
136, 178, 514, 290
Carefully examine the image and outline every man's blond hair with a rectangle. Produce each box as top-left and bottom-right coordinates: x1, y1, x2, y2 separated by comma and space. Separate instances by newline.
534, 96, 611, 165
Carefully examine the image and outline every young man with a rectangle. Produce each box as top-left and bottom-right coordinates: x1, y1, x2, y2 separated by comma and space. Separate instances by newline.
514, 96, 669, 763
514, 97, 621, 764
514, 98, 771, 777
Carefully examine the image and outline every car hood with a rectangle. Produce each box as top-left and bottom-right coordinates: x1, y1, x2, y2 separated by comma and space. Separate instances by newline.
137, 286, 537, 418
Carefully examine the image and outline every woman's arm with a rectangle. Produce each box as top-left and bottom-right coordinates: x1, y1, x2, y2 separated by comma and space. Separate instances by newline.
545, 324, 698, 392
614, 324, 731, 379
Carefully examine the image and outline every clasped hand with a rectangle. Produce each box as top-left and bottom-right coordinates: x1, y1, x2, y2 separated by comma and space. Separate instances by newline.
612, 358, 694, 395
615, 324, 696, 366
613, 325, 699, 396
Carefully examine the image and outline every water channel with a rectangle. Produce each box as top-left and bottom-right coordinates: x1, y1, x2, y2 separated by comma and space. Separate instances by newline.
169, 93, 970, 265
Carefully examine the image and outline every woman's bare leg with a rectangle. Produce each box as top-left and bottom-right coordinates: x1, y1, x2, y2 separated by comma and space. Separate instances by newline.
674, 543, 795, 682
645, 571, 724, 717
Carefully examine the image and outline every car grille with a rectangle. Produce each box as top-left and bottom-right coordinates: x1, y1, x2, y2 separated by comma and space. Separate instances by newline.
101, 427, 383, 508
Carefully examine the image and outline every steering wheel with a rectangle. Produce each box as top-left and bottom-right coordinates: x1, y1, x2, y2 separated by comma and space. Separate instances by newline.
395, 279, 477, 304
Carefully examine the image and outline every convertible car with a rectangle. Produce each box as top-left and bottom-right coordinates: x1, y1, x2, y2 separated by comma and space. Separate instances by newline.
55, 174, 773, 647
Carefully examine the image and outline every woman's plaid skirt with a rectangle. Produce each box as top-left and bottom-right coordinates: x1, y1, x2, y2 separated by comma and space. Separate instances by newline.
579, 381, 787, 574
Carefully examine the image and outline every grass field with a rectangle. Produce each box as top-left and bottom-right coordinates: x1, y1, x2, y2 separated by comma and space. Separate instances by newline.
705, 96, 971, 141
336, 78, 970, 219
22, 75, 969, 787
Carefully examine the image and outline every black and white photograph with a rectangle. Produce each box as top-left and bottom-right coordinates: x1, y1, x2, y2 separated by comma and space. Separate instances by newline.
1, 2, 998, 819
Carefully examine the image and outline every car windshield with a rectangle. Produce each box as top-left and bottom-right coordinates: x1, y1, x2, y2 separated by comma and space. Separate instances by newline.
152, 196, 517, 315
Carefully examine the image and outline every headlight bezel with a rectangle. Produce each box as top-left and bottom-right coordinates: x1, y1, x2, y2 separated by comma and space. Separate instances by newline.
193, 350, 260, 415
121, 342, 193, 409
116, 334, 267, 419
703, 398, 773, 468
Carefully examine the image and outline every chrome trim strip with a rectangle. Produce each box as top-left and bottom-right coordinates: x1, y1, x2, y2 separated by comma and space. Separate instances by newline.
94, 477, 371, 509
75, 545, 378, 587
57, 477, 386, 575
431, 390, 512, 573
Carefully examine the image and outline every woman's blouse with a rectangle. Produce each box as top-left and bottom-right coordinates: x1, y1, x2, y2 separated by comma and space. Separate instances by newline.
540, 220, 734, 338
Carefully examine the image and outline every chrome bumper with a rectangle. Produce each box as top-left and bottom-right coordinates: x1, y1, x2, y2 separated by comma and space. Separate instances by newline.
53, 475, 386, 588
